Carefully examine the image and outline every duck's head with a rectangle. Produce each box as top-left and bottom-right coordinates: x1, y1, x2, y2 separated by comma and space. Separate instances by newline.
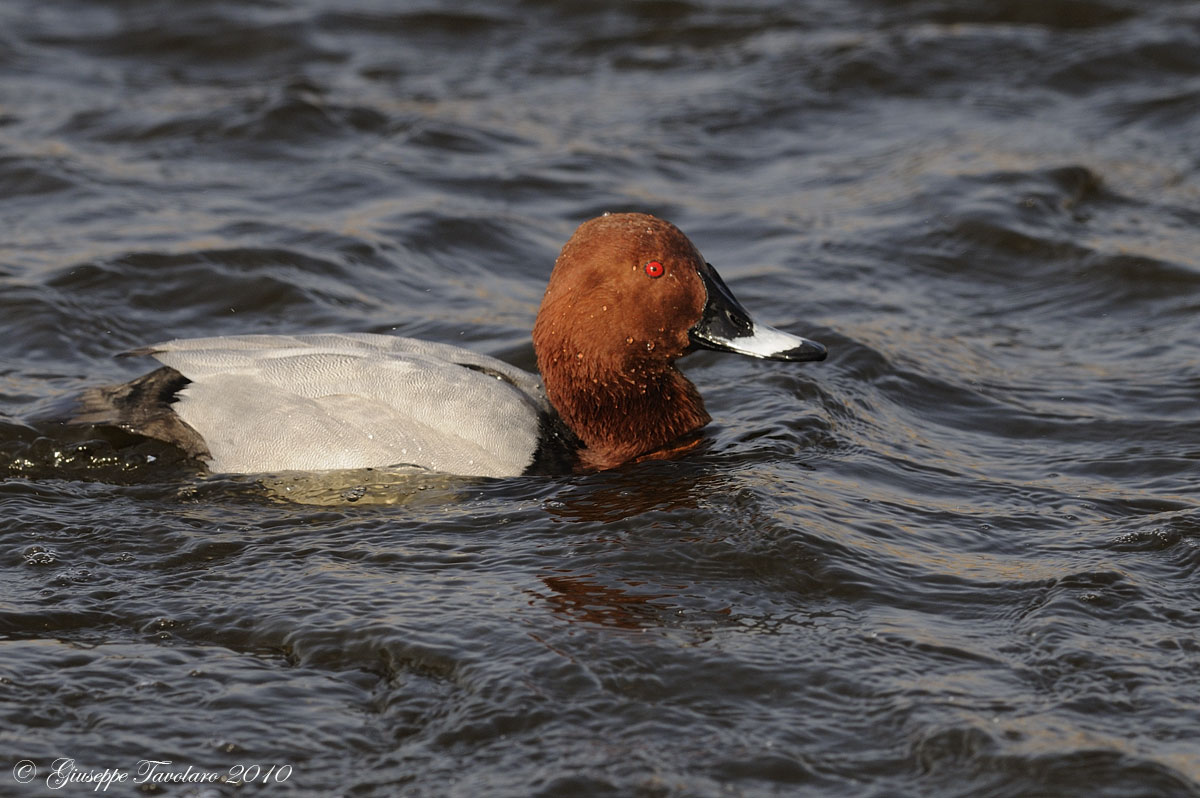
532, 212, 825, 469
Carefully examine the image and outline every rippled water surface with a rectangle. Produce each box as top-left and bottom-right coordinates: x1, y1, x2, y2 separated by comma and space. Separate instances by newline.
3, 1, 1200, 796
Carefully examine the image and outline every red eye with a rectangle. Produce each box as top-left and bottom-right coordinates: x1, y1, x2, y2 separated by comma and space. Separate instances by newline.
644, 260, 665, 278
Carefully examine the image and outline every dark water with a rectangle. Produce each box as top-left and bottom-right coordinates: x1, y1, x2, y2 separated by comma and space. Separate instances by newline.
2, 0, 1199, 796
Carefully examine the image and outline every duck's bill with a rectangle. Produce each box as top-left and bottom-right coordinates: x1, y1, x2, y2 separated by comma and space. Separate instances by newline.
689, 263, 827, 362
694, 319, 828, 361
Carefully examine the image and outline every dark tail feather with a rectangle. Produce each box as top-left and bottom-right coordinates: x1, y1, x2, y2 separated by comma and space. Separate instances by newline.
72, 366, 210, 460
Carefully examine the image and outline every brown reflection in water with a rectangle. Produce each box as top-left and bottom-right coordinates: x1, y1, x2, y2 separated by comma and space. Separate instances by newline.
543, 458, 734, 524
529, 571, 683, 630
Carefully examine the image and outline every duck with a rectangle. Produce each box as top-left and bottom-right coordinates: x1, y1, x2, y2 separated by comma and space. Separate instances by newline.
73, 213, 827, 477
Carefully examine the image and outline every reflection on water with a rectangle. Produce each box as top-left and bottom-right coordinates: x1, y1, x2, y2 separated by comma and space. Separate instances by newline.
542, 459, 730, 523
532, 572, 687, 631
251, 467, 468, 507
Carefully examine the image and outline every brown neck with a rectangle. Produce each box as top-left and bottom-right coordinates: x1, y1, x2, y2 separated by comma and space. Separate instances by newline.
539, 353, 711, 471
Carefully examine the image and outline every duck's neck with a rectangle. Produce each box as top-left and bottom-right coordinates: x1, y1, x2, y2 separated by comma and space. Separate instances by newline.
538, 353, 711, 471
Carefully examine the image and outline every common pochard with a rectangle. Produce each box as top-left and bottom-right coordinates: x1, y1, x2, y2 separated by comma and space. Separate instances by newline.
75, 213, 826, 477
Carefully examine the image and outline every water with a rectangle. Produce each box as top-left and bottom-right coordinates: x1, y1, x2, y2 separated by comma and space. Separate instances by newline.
2, 1, 1199, 796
